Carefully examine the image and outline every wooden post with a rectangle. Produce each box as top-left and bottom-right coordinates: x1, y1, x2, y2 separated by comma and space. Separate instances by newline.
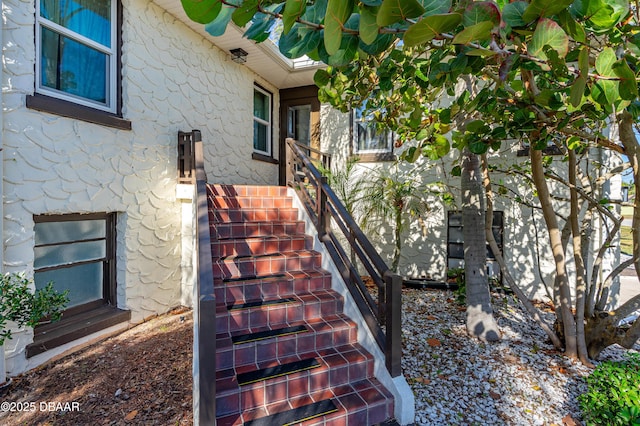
384, 272, 402, 377
285, 138, 294, 187
317, 176, 329, 238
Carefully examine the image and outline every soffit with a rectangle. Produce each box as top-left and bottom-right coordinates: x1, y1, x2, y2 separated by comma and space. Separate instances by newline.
150, 0, 322, 89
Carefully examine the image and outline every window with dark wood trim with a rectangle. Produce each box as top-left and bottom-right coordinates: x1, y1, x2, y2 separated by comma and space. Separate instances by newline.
28, 212, 129, 357
447, 211, 504, 281
27, 0, 131, 130
350, 104, 396, 162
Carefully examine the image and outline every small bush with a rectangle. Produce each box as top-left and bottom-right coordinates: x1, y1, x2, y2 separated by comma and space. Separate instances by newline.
579, 353, 640, 425
0, 273, 69, 346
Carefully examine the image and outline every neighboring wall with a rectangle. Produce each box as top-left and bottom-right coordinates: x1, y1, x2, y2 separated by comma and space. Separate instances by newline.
319, 105, 621, 300
2, 0, 279, 375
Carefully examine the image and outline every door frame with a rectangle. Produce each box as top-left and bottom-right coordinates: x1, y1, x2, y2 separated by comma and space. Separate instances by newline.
279, 85, 320, 186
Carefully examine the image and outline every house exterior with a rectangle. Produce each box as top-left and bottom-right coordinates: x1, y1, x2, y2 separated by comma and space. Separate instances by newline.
320, 105, 625, 303
2, 0, 321, 376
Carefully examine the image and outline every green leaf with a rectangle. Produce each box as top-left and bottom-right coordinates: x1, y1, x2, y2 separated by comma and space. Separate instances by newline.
465, 48, 498, 56
502, 1, 528, 27
403, 13, 462, 47
279, 25, 323, 58
423, 134, 451, 160
571, 0, 629, 30
527, 18, 569, 61
205, 5, 234, 36
557, 9, 585, 43
453, 21, 494, 44
377, 0, 426, 26
451, 165, 461, 176
522, 0, 574, 22
181, 0, 222, 24
244, 8, 278, 42
418, 0, 452, 15
282, 0, 306, 34
325, 0, 354, 55
463, 1, 501, 27
613, 59, 638, 100
314, 69, 332, 87
468, 139, 488, 154
570, 76, 587, 107
360, 5, 380, 45
359, 33, 396, 54
319, 33, 359, 66
232, 0, 259, 27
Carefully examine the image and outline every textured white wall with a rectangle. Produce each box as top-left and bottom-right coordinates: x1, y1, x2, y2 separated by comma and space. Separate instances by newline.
2, 0, 279, 375
319, 105, 557, 299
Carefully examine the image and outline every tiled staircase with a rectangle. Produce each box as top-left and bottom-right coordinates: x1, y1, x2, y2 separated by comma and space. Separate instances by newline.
209, 184, 395, 425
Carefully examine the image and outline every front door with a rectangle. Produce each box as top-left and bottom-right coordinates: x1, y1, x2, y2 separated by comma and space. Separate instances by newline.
279, 86, 320, 185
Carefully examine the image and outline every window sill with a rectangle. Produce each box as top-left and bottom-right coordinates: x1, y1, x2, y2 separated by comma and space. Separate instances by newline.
26, 94, 132, 131
350, 152, 396, 163
252, 152, 279, 164
26, 305, 131, 358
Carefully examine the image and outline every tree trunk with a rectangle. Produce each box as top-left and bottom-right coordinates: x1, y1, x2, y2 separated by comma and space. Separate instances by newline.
530, 148, 578, 359
481, 155, 563, 348
461, 148, 500, 342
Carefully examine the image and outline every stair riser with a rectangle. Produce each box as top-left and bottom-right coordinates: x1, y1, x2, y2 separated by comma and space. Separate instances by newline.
212, 236, 312, 258
210, 196, 293, 209
214, 276, 331, 305
212, 222, 306, 240
216, 295, 344, 334
216, 359, 375, 417
216, 325, 357, 370
209, 185, 289, 197
211, 209, 299, 223
213, 254, 322, 280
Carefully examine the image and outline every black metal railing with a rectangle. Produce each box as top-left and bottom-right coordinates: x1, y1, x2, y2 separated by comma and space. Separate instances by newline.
178, 131, 196, 184
186, 130, 216, 425
285, 138, 402, 377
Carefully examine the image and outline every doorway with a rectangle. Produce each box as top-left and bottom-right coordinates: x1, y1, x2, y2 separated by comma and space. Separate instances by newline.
279, 85, 320, 185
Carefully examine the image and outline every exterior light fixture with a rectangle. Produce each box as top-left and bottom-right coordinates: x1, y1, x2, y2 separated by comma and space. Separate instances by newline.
229, 48, 248, 64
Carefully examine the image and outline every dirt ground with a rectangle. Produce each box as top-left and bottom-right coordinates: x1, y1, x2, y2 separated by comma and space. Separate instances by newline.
0, 308, 193, 426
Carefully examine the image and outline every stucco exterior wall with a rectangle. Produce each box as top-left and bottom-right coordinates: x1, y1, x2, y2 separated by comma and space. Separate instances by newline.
2, 0, 279, 375
319, 104, 561, 299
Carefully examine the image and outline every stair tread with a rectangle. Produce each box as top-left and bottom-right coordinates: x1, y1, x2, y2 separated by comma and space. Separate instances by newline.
237, 357, 321, 386
243, 399, 338, 426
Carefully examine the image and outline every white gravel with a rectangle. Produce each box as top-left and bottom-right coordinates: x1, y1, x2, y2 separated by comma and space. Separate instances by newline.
401, 287, 640, 426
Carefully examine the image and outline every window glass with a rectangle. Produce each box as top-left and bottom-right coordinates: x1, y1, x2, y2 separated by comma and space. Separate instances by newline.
253, 87, 272, 155
37, 0, 116, 112
353, 104, 393, 154
34, 214, 114, 310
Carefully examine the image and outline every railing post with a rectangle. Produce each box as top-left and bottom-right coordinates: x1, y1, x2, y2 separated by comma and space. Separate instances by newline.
384, 272, 402, 377
317, 176, 329, 238
285, 138, 294, 187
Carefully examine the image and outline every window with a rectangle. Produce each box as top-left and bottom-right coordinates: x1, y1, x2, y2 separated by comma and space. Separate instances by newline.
28, 0, 130, 129
28, 213, 129, 357
36, 0, 116, 112
253, 86, 272, 156
447, 211, 503, 281
352, 104, 394, 161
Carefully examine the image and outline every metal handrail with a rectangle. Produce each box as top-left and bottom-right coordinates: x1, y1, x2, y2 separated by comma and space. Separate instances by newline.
285, 138, 402, 377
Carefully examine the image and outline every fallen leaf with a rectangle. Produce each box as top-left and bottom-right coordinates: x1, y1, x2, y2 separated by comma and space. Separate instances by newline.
489, 390, 501, 400
415, 377, 431, 384
426, 315, 437, 321
125, 410, 138, 421
427, 338, 441, 347
562, 414, 578, 426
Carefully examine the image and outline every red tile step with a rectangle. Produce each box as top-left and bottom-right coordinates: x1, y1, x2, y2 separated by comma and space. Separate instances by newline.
215, 314, 358, 370
215, 344, 377, 418
212, 220, 306, 240
212, 251, 323, 281
209, 195, 293, 209
213, 270, 332, 306
212, 235, 313, 258
215, 289, 344, 334
209, 184, 289, 198
210, 207, 299, 223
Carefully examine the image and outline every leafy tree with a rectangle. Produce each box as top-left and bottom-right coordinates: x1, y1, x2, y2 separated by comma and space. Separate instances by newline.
181, 0, 640, 362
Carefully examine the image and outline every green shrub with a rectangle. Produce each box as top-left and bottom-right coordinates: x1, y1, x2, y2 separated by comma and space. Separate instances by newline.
0, 273, 69, 346
579, 353, 640, 425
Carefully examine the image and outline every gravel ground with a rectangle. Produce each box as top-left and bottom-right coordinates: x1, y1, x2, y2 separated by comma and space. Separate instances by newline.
401, 287, 640, 426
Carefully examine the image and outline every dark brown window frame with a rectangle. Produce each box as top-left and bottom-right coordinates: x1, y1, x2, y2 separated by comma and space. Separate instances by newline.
27, 0, 131, 131
27, 212, 129, 358
34, 212, 117, 311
